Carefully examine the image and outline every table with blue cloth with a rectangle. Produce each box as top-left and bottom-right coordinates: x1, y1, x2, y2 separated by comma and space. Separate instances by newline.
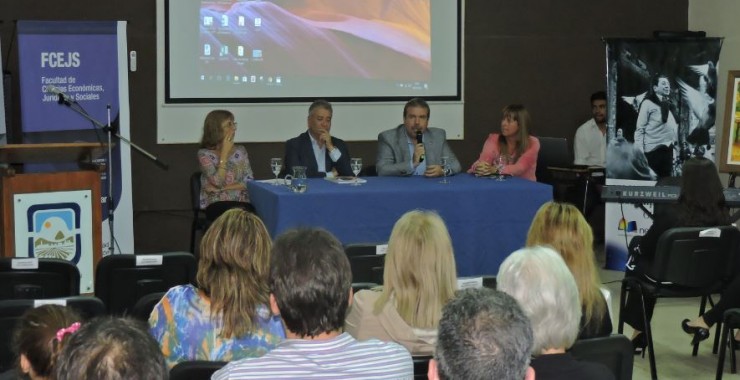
247, 175, 552, 276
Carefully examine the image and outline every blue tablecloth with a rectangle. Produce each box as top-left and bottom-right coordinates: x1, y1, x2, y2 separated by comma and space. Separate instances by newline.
247, 175, 552, 276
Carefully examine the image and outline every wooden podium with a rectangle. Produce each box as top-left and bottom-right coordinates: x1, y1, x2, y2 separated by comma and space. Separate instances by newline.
0, 143, 106, 267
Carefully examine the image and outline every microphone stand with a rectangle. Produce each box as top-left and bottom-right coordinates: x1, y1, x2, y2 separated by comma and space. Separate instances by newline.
56, 95, 168, 255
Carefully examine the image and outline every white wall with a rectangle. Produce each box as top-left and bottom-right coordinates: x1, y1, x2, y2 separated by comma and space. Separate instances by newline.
689, 1, 740, 178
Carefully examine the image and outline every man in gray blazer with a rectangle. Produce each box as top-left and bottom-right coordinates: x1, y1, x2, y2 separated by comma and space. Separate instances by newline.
376, 98, 462, 176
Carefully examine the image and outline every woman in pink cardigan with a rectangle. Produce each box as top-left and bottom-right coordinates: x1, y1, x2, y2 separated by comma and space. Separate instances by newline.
469, 104, 540, 181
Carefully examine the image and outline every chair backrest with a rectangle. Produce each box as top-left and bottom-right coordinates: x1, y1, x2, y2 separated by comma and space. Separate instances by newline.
360, 165, 377, 177
0, 258, 80, 300
535, 136, 572, 184
190, 172, 202, 212
130, 291, 166, 322
169, 360, 227, 380
569, 335, 634, 380
95, 252, 196, 315
649, 226, 740, 287
412, 355, 432, 379
344, 244, 386, 284
352, 282, 379, 293
0, 296, 106, 372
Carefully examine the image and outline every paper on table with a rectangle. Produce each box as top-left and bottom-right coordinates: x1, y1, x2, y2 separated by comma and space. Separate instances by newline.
325, 177, 367, 184
257, 178, 284, 184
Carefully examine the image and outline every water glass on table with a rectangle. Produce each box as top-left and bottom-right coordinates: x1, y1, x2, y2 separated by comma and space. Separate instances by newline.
350, 157, 363, 186
270, 158, 282, 185
440, 156, 450, 184
495, 155, 509, 181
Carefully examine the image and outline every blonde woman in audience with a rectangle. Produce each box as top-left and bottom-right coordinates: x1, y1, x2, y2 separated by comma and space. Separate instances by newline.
1, 305, 81, 380
526, 201, 612, 339
149, 209, 284, 368
344, 210, 457, 355
497, 246, 614, 380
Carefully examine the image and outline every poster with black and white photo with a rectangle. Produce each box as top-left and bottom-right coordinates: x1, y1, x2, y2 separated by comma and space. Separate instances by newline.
603, 37, 722, 270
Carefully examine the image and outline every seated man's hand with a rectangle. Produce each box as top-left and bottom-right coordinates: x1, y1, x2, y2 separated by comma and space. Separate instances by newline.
474, 162, 495, 176
424, 165, 444, 177
319, 130, 335, 151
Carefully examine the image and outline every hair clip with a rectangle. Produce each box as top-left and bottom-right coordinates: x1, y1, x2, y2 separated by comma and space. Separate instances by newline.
55, 322, 81, 342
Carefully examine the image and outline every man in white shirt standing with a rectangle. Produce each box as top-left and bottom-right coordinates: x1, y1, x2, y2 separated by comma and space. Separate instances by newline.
574, 91, 607, 167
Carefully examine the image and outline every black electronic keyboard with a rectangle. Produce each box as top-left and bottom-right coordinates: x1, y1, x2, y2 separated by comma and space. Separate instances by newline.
602, 185, 740, 207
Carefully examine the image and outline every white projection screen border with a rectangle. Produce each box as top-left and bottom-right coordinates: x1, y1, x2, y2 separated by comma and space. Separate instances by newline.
156, 0, 464, 143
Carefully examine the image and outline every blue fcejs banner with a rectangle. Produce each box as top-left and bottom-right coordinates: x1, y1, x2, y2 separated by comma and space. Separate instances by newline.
17, 20, 134, 290
19, 21, 120, 133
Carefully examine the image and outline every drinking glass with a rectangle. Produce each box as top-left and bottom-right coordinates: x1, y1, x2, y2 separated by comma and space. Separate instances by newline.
270, 158, 282, 185
350, 158, 363, 185
495, 155, 509, 181
439, 156, 450, 184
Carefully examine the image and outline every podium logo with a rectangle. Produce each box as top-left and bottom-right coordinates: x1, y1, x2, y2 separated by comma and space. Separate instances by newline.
617, 217, 638, 233
26, 203, 82, 264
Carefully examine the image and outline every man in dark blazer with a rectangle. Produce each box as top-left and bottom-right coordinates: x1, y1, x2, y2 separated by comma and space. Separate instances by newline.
376, 98, 461, 176
284, 100, 353, 178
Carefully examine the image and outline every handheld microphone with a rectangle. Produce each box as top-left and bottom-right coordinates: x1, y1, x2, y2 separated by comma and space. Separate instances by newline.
416, 130, 424, 163
46, 85, 75, 104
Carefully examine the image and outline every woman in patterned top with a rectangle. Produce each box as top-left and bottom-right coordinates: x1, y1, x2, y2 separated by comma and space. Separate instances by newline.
149, 209, 284, 368
198, 110, 255, 221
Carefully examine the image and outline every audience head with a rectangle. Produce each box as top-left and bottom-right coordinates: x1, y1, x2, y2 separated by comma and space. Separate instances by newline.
430, 288, 534, 380
199, 109, 235, 149
307, 99, 333, 137
12, 305, 81, 380
497, 246, 581, 355
403, 98, 431, 138
52, 316, 167, 380
526, 202, 605, 328
270, 228, 352, 337
376, 210, 457, 329
499, 104, 532, 158
197, 208, 272, 338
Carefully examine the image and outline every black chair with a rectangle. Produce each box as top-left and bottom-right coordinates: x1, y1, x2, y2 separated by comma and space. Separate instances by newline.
0, 296, 106, 372
352, 282, 379, 293
94, 252, 196, 315
570, 335, 634, 380
344, 243, 386, 285
130, 291, 165, 322
190, 172, 209, 254
169, 360, 227, 380
716, 308, 740, 379
618, 226, 740, 380
360, 165, 377, 177
412, 355, 432, 379
482, 275, 497, 289
535, 136, 572, 186
0, 258, 80, 300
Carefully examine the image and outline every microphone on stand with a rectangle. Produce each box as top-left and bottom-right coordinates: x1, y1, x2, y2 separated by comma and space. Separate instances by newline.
416, 130, 424, 163
45, 85, 75, 105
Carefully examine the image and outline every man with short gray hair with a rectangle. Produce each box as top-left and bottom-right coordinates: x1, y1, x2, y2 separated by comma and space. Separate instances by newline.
428, 288, 535, 380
